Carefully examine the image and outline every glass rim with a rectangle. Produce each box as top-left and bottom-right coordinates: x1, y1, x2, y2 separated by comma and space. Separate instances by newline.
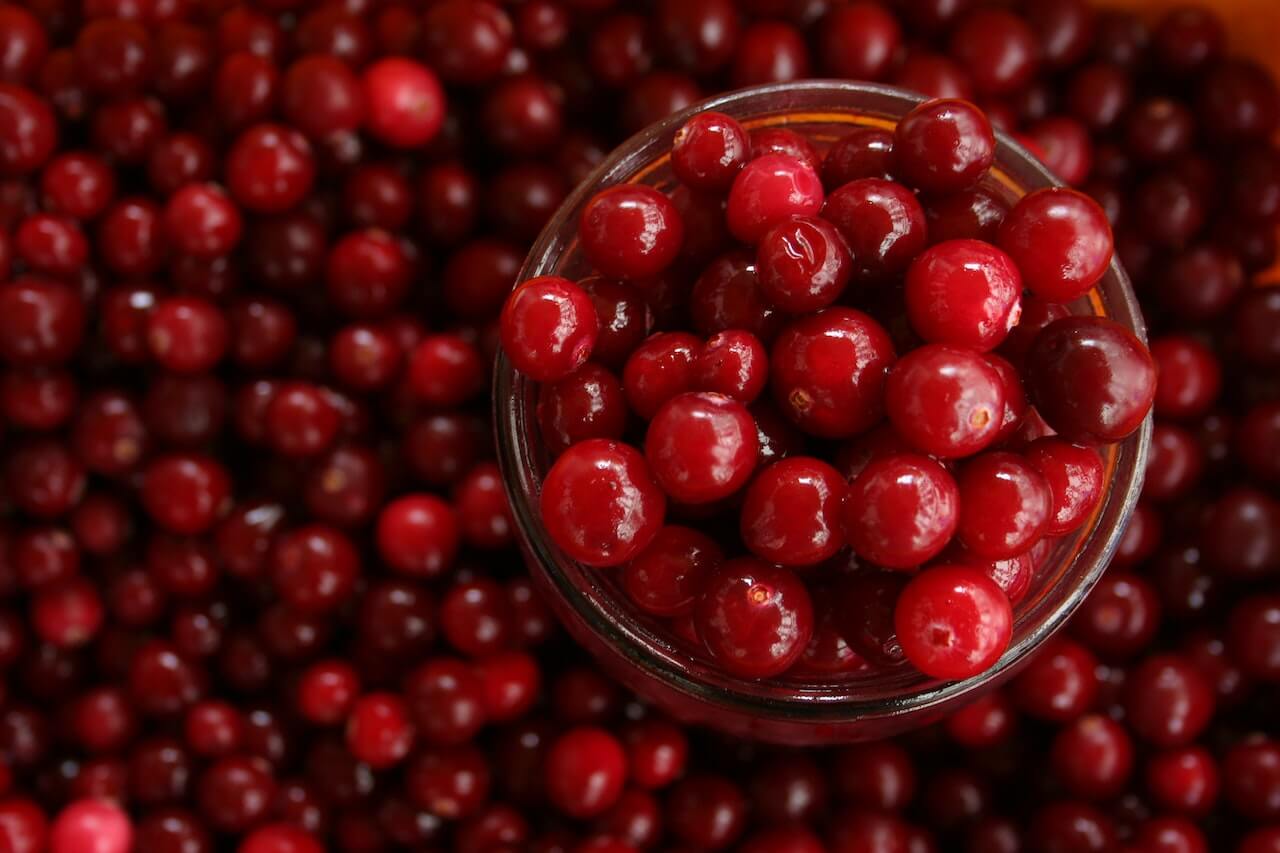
494, 80, 1152, 725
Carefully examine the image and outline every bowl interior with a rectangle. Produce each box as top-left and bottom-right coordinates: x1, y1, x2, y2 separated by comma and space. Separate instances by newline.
495, 81, 1150, 722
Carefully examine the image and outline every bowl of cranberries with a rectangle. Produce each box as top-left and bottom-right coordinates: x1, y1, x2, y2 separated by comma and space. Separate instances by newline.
495, 80, 1153, 743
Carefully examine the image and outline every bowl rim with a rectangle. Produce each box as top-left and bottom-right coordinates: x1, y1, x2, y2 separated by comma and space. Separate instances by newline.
494, 79, 1152, 726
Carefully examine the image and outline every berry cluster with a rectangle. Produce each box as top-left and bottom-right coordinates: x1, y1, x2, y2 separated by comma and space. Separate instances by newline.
0, 0, 1273, 851
504, 97, 1152, 682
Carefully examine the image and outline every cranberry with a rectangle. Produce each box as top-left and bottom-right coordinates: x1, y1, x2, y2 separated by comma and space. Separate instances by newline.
49, 799, 131, 853
1123, 655, 1215, 748
740, 456, 846, 566
361, 58, 445, 148
690, 249, 780, 340
729, 22, 810, 88
1024, 439, 1104, 535
694, 558, 813, 678
997, 188, 1112, 303
672, 111, 749, 193
141, 454, 231, 536
645, 392, 756, 504
540, 439, 665, 567
666, 774, 747, 849
580, 185, 684, 280
224, 124, 315, 214
956, 452, 1051, 559
770, 308, 895, 438
725, 154, 823, 244
622, 332, 701, 420
894, 99, 994, 194
844, 453, 958, 570
1025, 316, 1155, 444
1223, 738, 1280, 821
886, 344, 1005, 458
500, 276, 599, 382
1146, 746, 1219, 817
824, 178, 928, 282
375, 494, 459, 579
545, 727, 627, 818
818, 3, 900, 81
755, 215, 852, 314
904, 239, 1022, 352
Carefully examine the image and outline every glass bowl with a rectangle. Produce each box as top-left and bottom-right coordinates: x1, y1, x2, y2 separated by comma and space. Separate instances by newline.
493, 80, 1152, 745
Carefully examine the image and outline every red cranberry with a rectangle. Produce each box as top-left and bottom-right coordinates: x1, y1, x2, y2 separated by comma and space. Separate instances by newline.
818, 3, 900, 81
905, 239, 1021, 352
1024, 439, 1104, 535
948, 10, 1038, 96
545, 727, 627, 819
729, 22, 810, 88
726, 154, 823, 244
695, 558, 813, 678
645, 392, 756, 504
1025, 316, 1155, 444
755, 215, 851, 314
361, 58, 445, 148
894, 99, 994, 194
225, 124, 315, 214
844, 453, 958, 570
672, 111, 749, 193
741, 456, 846, 566
956, 452, 1050, 559
580, 185, 684, 280
1123, 655, 1214, 748
500, 276, 599, 382
824, 178, 928, 282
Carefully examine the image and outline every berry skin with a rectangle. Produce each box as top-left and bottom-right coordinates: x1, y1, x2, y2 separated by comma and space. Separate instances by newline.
1026, 316, 1156, 444
1024, 439, 1105, 535
998, 188, 1113, 303
545, 727, 628, 819
500, 276, 599, 382
672, 111, 750, 192
580, 185, 684, 280
770, 308, 896, 439
755, 215, 852, 313
823, 178, 928, 281
540, 439, 666, 568
885, 344, 1006, 458
49, 799, 131, 853
644, 392, 758, 504
361, 58, 446, 148
726, 154, 824, 244
740, 456, 846, 567
843, 453, 959, 570
893, 98, 996, 193
895, 565, 1014, 680
904, 239, 1022, 351
955, 452, 1052, 559
622, 525, 723, 617
695, 558, 814, 679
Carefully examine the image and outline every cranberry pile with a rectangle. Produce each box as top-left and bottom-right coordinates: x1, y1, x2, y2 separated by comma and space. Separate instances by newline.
0, 0, 1274, 850
504, 96, 1154, 682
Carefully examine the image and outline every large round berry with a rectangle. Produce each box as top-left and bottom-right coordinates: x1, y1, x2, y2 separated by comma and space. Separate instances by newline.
539, 439, 666, 567
998, 188, 1113, 303
740, 456, 846, 566
956, 452, 1052, 559
1024, 438, 1105, 535
904, 239, 1022, 351
885, 344, 1006, 458
695, 558, 814, 678
844, 453, 959, 569
500, 276, 599, 382
895, 564, 1013, 680
725, 154, 824, 244
623, 525, 723, 617
672, 111, 750, 192
755, 215, 852, 313
893, 98, 996, 193
644, 392, 758, 504
1025, 316, 1156, 444
580, 185, 684, 280
770, 308, 896, 439
823, 177, 928, 281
